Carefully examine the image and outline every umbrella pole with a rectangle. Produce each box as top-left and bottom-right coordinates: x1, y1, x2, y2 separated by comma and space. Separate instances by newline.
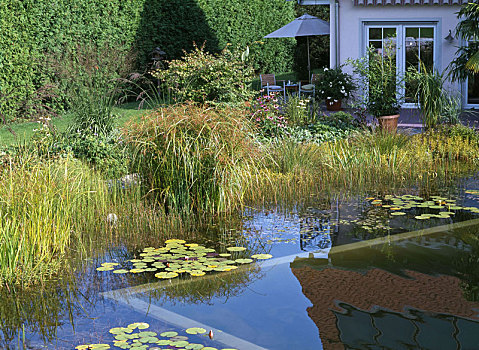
307, 36, 311, 80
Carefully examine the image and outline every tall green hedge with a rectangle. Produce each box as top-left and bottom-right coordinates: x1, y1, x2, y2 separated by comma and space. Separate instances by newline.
0, 0, 295, 123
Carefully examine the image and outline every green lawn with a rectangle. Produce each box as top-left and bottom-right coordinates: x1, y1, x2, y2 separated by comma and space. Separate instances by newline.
0, 102, 151, 146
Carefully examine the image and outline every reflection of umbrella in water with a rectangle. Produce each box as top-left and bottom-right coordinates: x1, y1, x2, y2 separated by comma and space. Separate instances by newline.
264, 14, 330, 78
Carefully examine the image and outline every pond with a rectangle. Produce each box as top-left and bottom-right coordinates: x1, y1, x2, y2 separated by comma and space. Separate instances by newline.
3, 176, 479, 349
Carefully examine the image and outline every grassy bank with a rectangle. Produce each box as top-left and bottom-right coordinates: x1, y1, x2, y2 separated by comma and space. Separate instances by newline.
0, 102, 149, 146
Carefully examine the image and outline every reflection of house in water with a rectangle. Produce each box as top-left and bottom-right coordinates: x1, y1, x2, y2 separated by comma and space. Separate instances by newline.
290, 235, 479, 349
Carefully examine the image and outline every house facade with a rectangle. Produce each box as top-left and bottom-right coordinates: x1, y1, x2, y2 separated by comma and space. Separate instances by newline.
291, 0, 478, 108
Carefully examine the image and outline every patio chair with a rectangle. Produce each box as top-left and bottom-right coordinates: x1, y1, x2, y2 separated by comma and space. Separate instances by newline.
299, 74, 319, 98
260, 74, 285, 98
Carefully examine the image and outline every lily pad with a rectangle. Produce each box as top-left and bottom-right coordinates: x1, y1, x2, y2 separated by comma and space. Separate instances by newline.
391, 212, 406, 216
226, 247, 246, 252
155, 272, 178, 279
160, 331, 178, 338
185, 327, 207, 335
235, 258, 253, 264
113, 269, 129, 274
251, 254, 273, 260
185, 344, 205, 350
96, 266, 114, 271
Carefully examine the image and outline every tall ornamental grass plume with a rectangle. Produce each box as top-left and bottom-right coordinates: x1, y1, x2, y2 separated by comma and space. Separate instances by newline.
0, 155, 110, 287
125, 103, 264, 216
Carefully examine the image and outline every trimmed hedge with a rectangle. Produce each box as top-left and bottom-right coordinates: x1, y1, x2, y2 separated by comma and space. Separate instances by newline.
0, 0, 295, 122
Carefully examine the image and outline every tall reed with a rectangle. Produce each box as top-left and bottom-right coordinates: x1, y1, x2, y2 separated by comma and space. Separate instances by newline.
126, 103, 264, 216
0, 155, 113, 287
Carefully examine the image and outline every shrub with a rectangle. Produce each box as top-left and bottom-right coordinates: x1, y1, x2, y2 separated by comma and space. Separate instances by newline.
125, 103, 262, 216
314, 66, 356, 103
154, 44, 254, 104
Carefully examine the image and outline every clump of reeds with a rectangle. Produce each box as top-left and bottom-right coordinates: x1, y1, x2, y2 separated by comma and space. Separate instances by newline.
125, 103, 265, 216
0, 155, 111, 287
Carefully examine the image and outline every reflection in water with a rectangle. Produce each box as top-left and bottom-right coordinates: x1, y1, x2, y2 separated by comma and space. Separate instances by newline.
138, 264, 263, 306
334, 302, 479, 350
290, 226, 479, 349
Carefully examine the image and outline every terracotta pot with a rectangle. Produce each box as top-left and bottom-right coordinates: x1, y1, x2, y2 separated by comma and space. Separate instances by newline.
326, 98, 341, 111
377, 114, 399, 133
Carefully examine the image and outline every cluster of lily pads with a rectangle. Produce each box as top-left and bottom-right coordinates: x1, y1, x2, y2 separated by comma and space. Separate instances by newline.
366, 194, 479, 220
97, 239, 272, 280
75, 322, 237, 350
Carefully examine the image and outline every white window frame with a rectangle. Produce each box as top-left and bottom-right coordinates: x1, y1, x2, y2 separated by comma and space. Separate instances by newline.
363, 21, 439, 109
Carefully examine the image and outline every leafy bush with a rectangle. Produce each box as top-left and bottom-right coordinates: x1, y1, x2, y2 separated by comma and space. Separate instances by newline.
154, 44, 254, 104
314, 66, 356, 102
125, 103, 262, 216
351, 46, 401, 119
1, 0, 296, 121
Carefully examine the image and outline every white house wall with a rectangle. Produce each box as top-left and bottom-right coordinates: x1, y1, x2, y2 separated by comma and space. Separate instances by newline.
337, 1, 462, 93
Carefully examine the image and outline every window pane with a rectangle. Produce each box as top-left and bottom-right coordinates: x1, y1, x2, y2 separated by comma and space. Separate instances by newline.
384, 28, 396, 38
468, 73, 479, 105
369, 28, 382, 40
421, 27, 434, 39
406, 27, 419, 38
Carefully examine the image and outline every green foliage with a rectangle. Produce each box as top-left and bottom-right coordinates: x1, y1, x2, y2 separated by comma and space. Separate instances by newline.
283, 96, 312, 127
314, 66, 356, 102
126, 103, 262, 216
155, 44, 255, 104
449, 2, 479, 80
351, 46, 400, 119
408, 63, 462, 129
50, 43, 134, 135
0, 0, 295, 122
0, 0, 143, 123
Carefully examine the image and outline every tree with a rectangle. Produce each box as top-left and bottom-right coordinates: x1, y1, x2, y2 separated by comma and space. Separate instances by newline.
449, 2, 479, 81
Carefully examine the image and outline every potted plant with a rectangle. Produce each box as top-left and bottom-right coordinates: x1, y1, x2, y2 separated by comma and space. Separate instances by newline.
315, 66, 355, 111
351, 46, 401, 132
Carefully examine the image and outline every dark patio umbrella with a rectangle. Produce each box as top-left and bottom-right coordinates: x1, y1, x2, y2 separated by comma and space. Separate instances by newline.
264, 14, 330, 78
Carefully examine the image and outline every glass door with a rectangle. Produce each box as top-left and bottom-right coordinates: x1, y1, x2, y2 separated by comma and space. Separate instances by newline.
364, 23, 437, 108
403, 26, 435, 104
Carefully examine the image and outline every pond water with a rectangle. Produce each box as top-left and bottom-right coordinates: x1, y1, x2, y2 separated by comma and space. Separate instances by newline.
4, 176, 479, 349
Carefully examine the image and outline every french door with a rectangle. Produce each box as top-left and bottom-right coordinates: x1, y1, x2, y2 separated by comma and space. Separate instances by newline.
465, 42, 479, 108
365, 23, 437, 107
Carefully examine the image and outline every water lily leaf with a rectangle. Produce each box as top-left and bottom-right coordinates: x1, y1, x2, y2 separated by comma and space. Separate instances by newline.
185, 328, 206, 335
170, 340, 189, 347
448, 206, 463, 210
156, 339, 171, 345
185, 344, 204, 349
102, 262, 119, 266
235, 258, 253, 264
130, 268, 145, 273
139, 331, 157, 338
415, 216, 429, 220
391, 212, 406, 216
113, 269, 129, 274
189, 270, 206, 277
165, 239, 186, 244
139, 336, 159, 343
76, 344, 110, 350
96, 266, 114, 271
110, 327, 127, 334
251, 254, 273, 260
160, 331, 178, 337
226, 247, 246, 252
155, 272, 178, 279
171, 336, 189, 341
129, 322, 149, 330
202, 347, 218, 350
